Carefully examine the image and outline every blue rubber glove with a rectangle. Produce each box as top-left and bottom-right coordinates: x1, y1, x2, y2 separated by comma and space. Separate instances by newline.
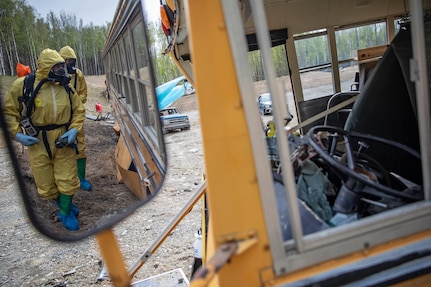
60, 128, 78, 144
15, 133, 40, 146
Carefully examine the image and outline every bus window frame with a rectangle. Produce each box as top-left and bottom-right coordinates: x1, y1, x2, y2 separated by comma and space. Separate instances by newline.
222, 0, 431, 276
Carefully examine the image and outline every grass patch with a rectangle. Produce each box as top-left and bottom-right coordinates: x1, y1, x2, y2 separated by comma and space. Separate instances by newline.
0, 76, 17, 98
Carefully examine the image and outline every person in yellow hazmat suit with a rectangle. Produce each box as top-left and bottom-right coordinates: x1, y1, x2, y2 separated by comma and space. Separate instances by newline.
59, 45, 92, 191
3, 49, 85, 231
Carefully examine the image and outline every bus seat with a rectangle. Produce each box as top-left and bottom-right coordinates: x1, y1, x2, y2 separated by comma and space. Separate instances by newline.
350, 72, 359, 91
344, 24, 422, 184
323, 91, 359, 128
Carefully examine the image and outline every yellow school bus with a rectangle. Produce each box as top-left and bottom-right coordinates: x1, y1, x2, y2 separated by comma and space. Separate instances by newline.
2, 0, 431, 286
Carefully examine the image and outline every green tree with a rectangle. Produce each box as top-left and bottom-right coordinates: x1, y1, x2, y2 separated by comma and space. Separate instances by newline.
0, 0, 111, 76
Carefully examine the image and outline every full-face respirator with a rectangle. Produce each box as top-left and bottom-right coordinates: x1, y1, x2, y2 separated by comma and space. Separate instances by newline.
48, 62, 70, 86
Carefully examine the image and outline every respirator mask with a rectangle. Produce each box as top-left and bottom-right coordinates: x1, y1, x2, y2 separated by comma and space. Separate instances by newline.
66, 59, 77, 74
49, 62, 70, 86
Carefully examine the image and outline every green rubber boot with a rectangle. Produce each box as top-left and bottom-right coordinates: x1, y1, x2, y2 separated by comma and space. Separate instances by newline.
54, 196, 79, 216
58, 193, 72, 216
77, 158, 92, 190
57, 193, 79, 231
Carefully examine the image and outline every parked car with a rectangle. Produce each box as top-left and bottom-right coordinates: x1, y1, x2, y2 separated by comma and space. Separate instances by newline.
159, 107, 191, 134
257, 93, 272, 115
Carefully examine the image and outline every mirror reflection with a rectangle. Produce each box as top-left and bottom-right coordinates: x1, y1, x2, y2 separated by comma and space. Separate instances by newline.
0, 0, 168, 240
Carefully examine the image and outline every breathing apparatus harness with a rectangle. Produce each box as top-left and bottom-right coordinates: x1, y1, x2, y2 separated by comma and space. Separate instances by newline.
18, 72, 74, 159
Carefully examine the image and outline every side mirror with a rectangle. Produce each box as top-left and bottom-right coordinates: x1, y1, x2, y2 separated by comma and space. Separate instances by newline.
1, 78, 166, 241
1, 0, 172, 242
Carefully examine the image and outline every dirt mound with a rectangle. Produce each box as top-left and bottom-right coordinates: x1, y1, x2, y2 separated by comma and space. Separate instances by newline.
171, 92, 199, 113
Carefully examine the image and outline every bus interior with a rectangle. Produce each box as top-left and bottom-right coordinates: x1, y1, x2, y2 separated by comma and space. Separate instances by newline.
158, 0, 431, 285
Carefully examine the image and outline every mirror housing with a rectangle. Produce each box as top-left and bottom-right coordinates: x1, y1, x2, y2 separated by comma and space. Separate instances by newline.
0, 0, 170, 240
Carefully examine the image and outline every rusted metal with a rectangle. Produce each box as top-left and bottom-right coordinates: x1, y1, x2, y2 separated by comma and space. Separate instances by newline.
190, 241, 238, 285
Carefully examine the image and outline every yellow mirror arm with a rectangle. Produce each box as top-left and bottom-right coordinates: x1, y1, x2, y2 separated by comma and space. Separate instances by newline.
96, 229, 130, 287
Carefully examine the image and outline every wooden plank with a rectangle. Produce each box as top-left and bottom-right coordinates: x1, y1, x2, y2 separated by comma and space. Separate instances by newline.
357, 45, 389, 63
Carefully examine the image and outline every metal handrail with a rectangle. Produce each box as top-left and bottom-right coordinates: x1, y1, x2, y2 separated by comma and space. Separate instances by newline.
323, 91, 359, 126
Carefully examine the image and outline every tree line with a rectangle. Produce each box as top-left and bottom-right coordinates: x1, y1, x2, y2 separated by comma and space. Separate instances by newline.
0, 0, 109, 76
249, 22, 388, 81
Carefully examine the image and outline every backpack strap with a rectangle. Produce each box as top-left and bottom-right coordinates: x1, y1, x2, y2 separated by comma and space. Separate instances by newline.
22, 73, 35, 101
18, 73, 36, 117
63, 84, 73, 130
19, 75, 74, 132
25, 77, 52, 118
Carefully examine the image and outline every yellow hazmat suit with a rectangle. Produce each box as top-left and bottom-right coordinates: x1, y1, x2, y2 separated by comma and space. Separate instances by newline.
3, 49, 85, 230
59, 46, 87, 158
59, 45, 92, 190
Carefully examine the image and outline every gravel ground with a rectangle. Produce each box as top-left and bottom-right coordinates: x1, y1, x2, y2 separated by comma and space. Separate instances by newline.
0, 74, 275, 287
0, 84, 204, 286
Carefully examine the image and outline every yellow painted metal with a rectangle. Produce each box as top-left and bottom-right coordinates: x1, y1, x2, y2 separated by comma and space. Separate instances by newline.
168, 49, 195, 86
187, 1, 272, 286
96, 229, 130, 287
166, 0, 175, 12
128, 182, 207, 279
391, 273, 431, 287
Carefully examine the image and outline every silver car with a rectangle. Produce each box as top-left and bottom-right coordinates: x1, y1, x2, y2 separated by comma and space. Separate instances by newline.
257, 93, 272, 115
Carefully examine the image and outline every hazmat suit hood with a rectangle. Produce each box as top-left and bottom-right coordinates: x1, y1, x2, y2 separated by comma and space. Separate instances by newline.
59, 46, 78, 74
59, 46, 77, 60
36, 48, 65, 81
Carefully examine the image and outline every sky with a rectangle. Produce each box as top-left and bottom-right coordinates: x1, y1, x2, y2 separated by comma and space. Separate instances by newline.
25, 0, 119, 26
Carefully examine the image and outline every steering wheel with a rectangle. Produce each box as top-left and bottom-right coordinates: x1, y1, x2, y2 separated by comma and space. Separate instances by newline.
307, 126, 422, 203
